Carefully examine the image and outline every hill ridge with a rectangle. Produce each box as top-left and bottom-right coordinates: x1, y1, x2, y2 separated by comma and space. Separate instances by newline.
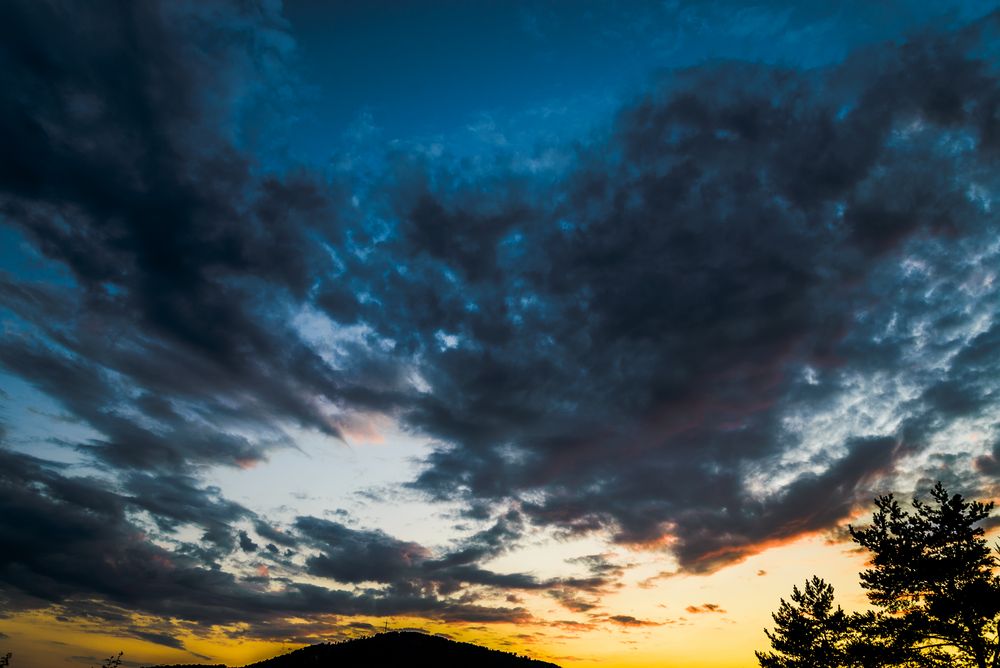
142, 630, 561, 668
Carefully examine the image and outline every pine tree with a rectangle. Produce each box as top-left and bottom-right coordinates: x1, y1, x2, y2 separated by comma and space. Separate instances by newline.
758, 483, 1000, 667
849, 482, 1000, 668
756, 576, 852, 667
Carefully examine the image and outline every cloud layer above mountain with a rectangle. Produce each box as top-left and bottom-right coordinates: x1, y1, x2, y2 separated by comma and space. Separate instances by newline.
2, 0, 1000, 653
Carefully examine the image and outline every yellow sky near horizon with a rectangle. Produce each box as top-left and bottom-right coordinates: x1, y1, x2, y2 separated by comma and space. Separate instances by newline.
0, 533, 878, 668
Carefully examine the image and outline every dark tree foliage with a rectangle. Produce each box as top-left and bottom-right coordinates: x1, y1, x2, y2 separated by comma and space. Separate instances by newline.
850, 482, 1000, 668
759, 483, 1000, 668
97, 652, 123, 668
756, 576, 851, 667
0, 652, 10, 667
845, 610, 951, 668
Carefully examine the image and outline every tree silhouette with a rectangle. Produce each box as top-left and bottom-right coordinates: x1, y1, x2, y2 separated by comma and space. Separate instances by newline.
96, 652, 123, 668
755, 576, 851, 667
0, 652, 10, 667
759, 483, 1000, 668
850, 482, 1000, 668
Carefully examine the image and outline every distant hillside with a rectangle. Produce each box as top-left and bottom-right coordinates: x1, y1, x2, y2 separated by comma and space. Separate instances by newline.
143, 631, 561, 668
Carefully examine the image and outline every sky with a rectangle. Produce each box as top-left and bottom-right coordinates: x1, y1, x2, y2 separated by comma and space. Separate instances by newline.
2, 1, 1000, 666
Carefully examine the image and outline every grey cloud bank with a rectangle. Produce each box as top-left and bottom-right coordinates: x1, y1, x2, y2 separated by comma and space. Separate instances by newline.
1, 0, 1000, 651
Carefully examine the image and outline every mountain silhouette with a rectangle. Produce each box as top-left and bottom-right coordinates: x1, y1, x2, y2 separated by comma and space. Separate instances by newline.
142, 631, 561, 668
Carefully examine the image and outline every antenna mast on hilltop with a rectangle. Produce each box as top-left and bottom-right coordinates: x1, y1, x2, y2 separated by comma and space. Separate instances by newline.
383, 619, 389, 633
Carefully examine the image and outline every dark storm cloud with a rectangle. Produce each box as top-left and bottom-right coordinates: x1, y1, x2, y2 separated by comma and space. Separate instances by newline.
295, 514, 563, 596
666, 436, 899, 572
0, 448, 197, 612
0, 0, 412, 475
567, 554, 626, 575
425, 510, 525, 569
124, 472, 249, 552
0, 0, 482, 627
360, 14, 1000, 570
254, 519, 298, 548
0, 334, 291, 473
238, 531, 259, 553
2, 0, 1000, 638
296, 516, 430, 585
0, 447, 532, 637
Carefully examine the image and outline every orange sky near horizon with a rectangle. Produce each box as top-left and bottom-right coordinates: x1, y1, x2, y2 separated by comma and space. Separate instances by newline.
0, 534, 881, 668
